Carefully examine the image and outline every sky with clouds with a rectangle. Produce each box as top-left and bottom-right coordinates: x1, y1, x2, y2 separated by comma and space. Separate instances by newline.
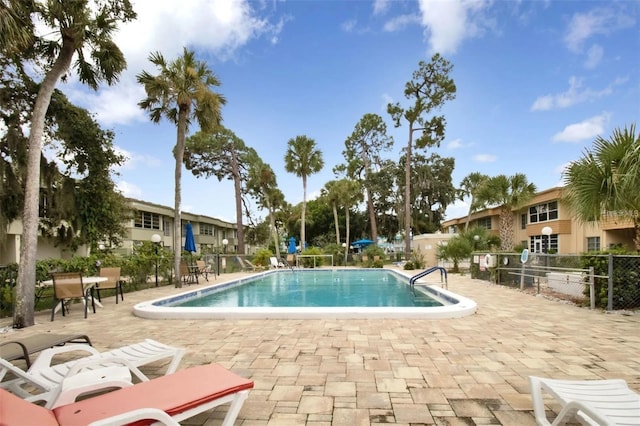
56, 0, 639, 225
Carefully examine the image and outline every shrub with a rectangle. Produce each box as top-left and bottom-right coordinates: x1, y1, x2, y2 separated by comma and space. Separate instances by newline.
253, 248, 273, 268
300, 246, 324, 267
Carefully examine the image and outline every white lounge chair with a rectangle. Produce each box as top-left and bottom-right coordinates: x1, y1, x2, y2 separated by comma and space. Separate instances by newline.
1, 339, 184, 407
529, 375, 640, 425
0, 363, 253, 426
269, 256, 283, 269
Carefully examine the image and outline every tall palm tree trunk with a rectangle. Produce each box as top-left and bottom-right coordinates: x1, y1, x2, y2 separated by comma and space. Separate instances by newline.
333, 204, 340, 245
173, 107, 188, 287
14, 42, 74, 328
301, 175, 307, 250
345, 208, 351, 266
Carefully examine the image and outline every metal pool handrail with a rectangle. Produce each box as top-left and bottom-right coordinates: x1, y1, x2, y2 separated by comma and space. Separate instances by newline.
409, 266, 448, 292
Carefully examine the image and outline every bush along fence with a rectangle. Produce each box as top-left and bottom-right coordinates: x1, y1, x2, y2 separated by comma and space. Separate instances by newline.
470, 251, 640, 311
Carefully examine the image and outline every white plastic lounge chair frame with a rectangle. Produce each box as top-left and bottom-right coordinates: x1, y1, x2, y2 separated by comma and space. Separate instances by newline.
529, 375, 640, 425
1, 339, 184, 407
269, 256, 283, 269
0, 363, 253, 426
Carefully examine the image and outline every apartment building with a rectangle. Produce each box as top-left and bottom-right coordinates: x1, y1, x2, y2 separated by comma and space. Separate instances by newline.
440, 187, 636, 254
0, 198, 239, 264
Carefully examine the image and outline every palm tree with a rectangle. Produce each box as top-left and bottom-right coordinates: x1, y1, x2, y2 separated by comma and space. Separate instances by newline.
458, 172, 489, 230
138, 48, 226, 287
284, 135, 324, 250
475, 174, 537, 251
563, 124, 640, 250
6, 0, 136, 328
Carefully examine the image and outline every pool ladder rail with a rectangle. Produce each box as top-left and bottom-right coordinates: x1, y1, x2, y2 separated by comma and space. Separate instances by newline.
409, 266, 448, 295
280, 257, 295, 271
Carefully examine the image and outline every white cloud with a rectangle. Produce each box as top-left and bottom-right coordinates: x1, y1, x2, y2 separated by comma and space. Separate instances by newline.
341, 19, 357, 32
373, 0, 390, 16
552, 112, 611, 143
62, 0, 286, 127
564, 7, 635, 52
115, 146, 162, 171
116, 180, 142, 198
447, 138, 464, 149
444, 198, 468, 220
383, 14, 420, 32
530, 76, 614, 111
416, 0, 494, 55
473, 154, 497, 163
584, 44, 604, 69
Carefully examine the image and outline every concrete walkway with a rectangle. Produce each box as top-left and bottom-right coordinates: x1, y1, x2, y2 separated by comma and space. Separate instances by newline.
2, 270, 639, 425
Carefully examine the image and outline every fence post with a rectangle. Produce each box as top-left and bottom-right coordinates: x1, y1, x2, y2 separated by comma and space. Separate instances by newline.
607, 254, 614, 311
589, 266, 595, 310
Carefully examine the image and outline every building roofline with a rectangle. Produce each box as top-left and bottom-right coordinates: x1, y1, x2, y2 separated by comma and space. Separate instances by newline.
126, 197, 238, 228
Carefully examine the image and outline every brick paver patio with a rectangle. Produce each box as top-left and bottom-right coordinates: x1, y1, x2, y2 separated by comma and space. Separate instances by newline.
2, 270, 638, 425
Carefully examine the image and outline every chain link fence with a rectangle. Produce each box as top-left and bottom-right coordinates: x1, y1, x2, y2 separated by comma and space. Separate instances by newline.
469, 253, 640, 311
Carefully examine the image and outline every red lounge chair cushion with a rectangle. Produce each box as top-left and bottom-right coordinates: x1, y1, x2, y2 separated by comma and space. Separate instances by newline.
0, 389, 59, 426
53, 364, 253, 425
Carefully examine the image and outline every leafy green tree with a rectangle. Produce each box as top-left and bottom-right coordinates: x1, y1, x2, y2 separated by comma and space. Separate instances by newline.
458, 172, 490, 230
322, 180, 343, 246
335, 113, 393, 242
46, 90, 128, 251
387, 54, 456, 259
246, 157, 285, 259
341, 179, 363, 264
3, 0, 136, 328
300, 198, 334, 247
475, 173, 537, 251
406, 153, 456, 234
563, 124, 640, 250
138, 48, 225, 287
185, 127, 257, 254
369, 159, 402, 242
284, 135, 324, 250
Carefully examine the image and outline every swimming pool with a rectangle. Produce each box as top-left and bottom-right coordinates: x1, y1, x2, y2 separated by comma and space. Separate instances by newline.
133, 268, 477, 319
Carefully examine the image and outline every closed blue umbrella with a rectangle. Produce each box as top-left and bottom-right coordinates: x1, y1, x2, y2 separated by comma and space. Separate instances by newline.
184, 222, 196, 253
288, 237, 297, 254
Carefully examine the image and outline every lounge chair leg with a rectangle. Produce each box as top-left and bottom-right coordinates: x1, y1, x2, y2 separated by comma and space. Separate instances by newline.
221, 390, 250, 426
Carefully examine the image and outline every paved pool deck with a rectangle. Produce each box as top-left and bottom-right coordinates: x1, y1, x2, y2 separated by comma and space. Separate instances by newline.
1, 269, 639, 425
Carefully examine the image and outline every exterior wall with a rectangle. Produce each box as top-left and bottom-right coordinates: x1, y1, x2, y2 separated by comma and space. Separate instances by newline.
441, 186, 636, 254
1, 198, 240, 264
123, 198, 238, 256
412, 233, 456, 266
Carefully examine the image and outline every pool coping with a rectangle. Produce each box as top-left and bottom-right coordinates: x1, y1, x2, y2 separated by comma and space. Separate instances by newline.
132, 268, 478, 320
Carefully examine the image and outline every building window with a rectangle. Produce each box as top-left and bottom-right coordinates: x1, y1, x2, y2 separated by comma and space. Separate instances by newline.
201, 223, 214, 236
477, 217, 491, 229
163, 218, 171, 236
529, 201, 558, 223
521, 214, 527, 229
587, 237, 600, 252
134, 211, 160, 229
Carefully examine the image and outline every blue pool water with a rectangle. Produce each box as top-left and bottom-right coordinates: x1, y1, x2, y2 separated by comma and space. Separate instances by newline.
172, 269, 442, 308
133, 268, 478, 319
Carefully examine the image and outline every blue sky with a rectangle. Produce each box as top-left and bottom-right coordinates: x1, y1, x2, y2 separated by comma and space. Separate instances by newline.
59, 0, 639, 224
